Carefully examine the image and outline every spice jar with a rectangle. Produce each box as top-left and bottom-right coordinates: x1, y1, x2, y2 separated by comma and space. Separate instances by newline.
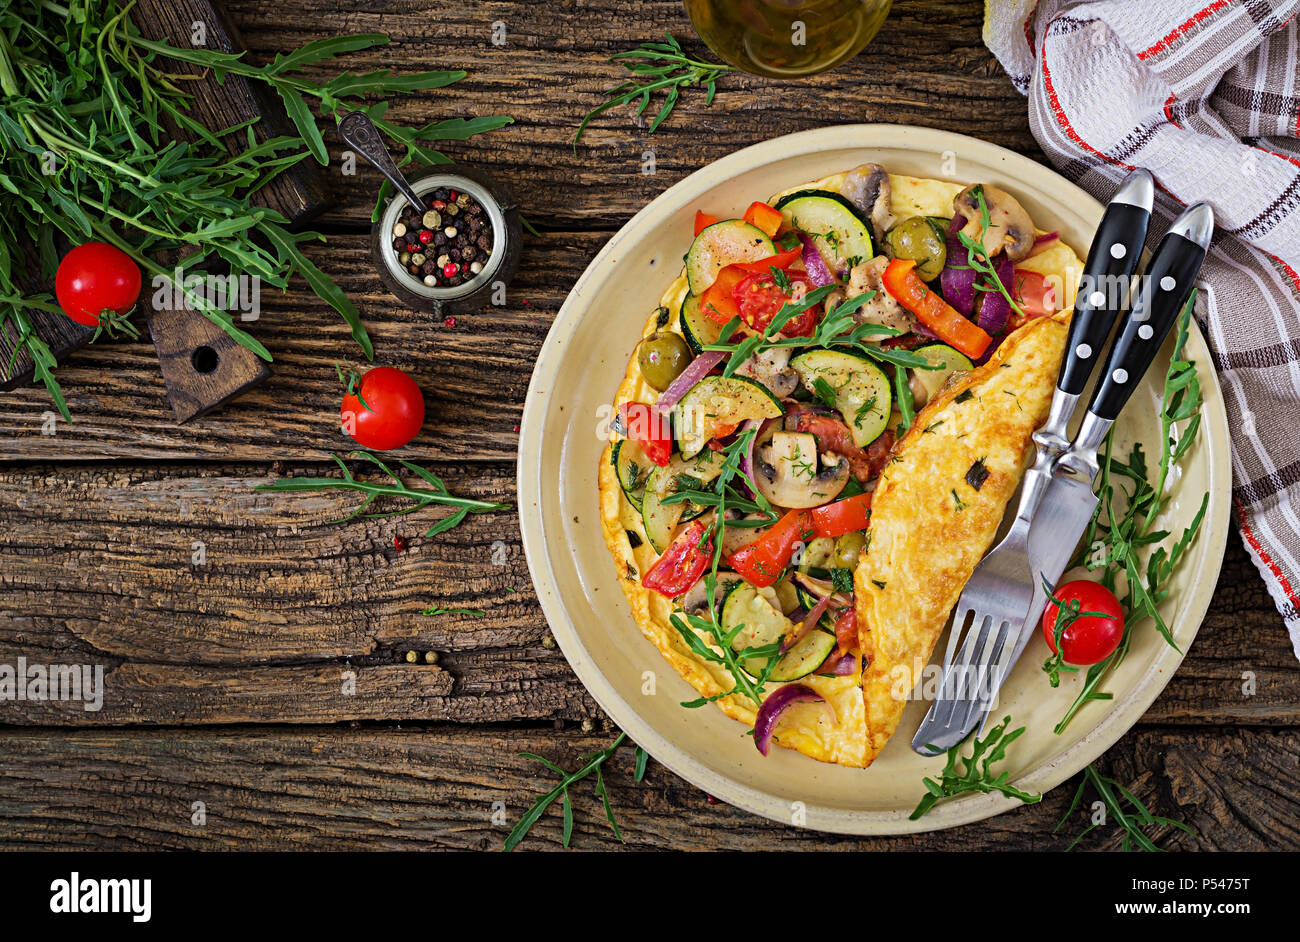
370, 165, 521, 315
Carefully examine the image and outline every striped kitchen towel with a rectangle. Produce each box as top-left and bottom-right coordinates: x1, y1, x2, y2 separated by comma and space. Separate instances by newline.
984, 0, 1300, 659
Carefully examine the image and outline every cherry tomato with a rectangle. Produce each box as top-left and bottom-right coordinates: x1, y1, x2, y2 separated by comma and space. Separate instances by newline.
619, 401, 672, 466
810, 493, 873, 538
642, 519, 712, 597
54, 242, 141, 328
341, 366, 426, 451
832, 606, 857, 657
1041, 580, 1125, 665
732, 270, 819, 336
727, 509, 812, 588
1012, 269, 1058, 317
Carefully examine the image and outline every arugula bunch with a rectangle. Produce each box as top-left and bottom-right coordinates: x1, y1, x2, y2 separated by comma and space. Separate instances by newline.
910, 716, 1042, 820
0, 0, 511, 417
1054, 292, 1208, 734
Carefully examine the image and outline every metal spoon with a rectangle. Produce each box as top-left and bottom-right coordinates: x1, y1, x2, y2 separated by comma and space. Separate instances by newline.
337, 111, 426, 212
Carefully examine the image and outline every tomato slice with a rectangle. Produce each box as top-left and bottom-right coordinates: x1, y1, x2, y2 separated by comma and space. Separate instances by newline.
700, 246, 804, 326
620, 401, 672, 466
642, 520, 712, 597
694, 210, 719, 237
882, 259, 992, 360
1041, 579, 1125, 665
727, 509, 812, 588
1011, 269, 1058, 317
810, 493, 872, 538
742, 201, 783, 238
832, 606, 857, 658
732, 270, 819, 336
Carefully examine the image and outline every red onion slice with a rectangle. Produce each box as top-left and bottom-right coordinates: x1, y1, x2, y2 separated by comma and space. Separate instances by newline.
826, 653, 858, 675
939, 213, 977, 316
655, 349, 724, 411
753, 683, 836, 756
797, 232, 836, 288
1029, 231, 1059, 257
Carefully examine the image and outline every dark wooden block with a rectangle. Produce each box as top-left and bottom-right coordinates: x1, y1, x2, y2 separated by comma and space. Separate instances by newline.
148, 303, 272, 423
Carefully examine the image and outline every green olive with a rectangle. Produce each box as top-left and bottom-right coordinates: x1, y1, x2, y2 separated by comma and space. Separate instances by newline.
834, 531, 867, 569
885, 216, 948, 282
637, 331, 693, 391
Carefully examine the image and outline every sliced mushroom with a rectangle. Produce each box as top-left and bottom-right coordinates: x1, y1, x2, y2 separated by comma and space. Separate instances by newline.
840, 163, 897, 243
720, 513, 771, 558
679, 571, 744, 615
754, 431, 851, 509
736, 346, 798, 399
844, 255, 915, 332
954, 184, 1035, 262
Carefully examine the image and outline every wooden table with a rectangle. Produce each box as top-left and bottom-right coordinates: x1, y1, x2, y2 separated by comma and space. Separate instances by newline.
2, 0, 1297, 851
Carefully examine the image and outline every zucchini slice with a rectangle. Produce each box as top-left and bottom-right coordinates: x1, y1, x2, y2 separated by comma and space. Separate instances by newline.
790, 349, 891, 448
685, 219, 775, 294
796, 536, 837, 574
768, 629, 839, 682
640, 451, 728, 552
774, 190, 875, 271
679, 292, 722, 356
721, 582, 791, 658
612, 439, 649, 512
793, 581, 840, 633
674, 375, 783, 459
912, 343, 975, 403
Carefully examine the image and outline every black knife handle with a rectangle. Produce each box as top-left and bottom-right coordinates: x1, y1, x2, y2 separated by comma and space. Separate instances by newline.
1087, 231, 1207, 422
1058, 202, 1151, 396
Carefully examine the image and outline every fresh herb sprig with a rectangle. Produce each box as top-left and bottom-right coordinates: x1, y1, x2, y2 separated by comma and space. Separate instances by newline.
1055, 764, 1196, 851
1054, 293, 1208, 734
573, 33, 733, 151
910, 715, 1042, 820
954, 185, 1026, 319
0, 1, 510, 415
504, 732, 649, 851
257, 451, 510, 536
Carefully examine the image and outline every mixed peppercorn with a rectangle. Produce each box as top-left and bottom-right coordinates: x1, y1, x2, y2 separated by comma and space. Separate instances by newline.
390, 186, 494, 289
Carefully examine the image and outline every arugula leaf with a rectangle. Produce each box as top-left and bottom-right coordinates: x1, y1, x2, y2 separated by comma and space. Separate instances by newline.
910, 716, 1042, 820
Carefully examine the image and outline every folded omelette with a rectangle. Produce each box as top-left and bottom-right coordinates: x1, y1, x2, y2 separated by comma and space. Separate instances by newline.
599, 164, 1080, 768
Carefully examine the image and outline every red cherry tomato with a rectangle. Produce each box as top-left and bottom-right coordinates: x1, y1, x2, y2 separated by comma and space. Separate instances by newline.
341, 366, 426, 451
1041, 580, 1125, 665
832, 606, 857, 657
810, 493, 873, 538
619, 401, 673, 467
732, 270, 819, 336
54, 242, 141, 327
1012, 269, 1058, 317
642, 519, 712, 597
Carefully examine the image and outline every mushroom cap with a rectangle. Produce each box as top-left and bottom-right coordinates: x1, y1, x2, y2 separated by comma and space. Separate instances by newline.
954, 183, 1036, 262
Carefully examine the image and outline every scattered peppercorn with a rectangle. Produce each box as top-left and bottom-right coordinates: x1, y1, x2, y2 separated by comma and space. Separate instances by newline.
404, 650, 418, 663
394, 535, 409, 552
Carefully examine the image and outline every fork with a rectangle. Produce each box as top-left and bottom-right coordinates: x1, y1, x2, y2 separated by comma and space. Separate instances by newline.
911, 168, 1155, 754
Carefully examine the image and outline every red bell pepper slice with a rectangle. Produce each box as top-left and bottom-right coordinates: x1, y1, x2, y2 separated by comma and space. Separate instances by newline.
694, 211, 719, 237
727, 509, 812, 588
810, 493, 873, 539
881, 259, 992, 360
642, 519, 712, 597
620, 401, 672, 467
742, 201, 783, 238
700, 246, 804, 326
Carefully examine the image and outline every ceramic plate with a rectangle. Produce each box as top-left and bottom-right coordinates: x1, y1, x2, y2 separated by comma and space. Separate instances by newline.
518, 125, 1230, 835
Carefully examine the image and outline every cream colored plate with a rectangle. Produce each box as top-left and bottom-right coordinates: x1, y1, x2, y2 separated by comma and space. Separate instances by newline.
518, 125, 1230, 835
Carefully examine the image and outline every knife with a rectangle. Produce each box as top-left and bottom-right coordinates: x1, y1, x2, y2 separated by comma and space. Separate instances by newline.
977, 200, 1214, 730
911, 169, 1155, 755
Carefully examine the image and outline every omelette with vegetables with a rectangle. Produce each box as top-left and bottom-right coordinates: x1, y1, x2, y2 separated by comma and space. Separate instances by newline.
598, 163, 1084, 768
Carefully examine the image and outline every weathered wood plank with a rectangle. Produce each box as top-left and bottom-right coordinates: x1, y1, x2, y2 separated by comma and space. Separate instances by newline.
210, 0, 1038, 230
0, 724, 1293, 850
0, 233, 577, 461
0, 463, 1295, 725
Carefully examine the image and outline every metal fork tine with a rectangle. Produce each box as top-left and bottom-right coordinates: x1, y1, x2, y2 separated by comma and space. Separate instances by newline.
939, 601, 973, 675
961, 620, 1012, 736
939, 614, 991, 727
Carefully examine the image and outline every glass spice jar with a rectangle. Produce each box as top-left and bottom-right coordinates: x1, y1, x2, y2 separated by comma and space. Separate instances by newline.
370, 165, 522, 315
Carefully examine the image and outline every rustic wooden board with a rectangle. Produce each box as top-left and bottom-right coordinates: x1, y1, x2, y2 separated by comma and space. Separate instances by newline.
0, 234, 573, 461
0, 724, 1293, 850
0, 463, 1294, 726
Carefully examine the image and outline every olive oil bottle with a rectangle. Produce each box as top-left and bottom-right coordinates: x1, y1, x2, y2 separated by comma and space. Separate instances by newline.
684, 0, 892, 77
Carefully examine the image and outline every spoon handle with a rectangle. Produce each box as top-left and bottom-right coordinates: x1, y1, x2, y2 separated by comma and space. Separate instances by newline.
337, 111, 426, 212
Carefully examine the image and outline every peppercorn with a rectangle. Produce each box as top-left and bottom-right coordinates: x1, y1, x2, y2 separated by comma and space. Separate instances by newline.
476, 234, 490, 250
405, 650, 418, 663
443, 262, 459, 278
411, 252, 426, 266
418, 230, 433, 244
431, 198, 446, 211
422, 210, 441, 229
